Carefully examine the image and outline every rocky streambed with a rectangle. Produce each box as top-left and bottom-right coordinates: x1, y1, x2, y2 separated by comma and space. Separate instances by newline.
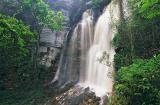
44, 85, 108, 105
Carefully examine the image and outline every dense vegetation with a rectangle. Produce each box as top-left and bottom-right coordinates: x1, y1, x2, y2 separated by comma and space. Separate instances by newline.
110, 0, 160, 105
0, 0, 63, 105
0, 14, 34, 89
110, 55, 160, 105
0, 0, 160, 105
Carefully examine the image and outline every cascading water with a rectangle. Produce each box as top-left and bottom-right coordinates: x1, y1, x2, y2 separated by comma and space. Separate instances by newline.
52, 9, 94, 86
52, 0, 119, 98
122, 0, 130, 18
79, 10, 94, 82
48, 1, 123, 105
79, 2, 119, 97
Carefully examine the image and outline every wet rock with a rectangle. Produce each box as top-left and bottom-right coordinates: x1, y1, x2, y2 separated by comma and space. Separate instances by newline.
84, 87, 90, 92
56, 97, 59, 100
88, 99, 93, 103
45, 85, 103, 105
95, 97, 101, 101
102, 95, 108, 105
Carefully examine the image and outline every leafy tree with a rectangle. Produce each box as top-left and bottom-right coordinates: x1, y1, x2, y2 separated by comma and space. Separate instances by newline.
112, 0, 160, 104
0, 14, 35, 89
20, 0, 64, 31
113, 0, 160, 70
0, 0, 64, 31
113, 54, 160, 105
0, 0, 64, 69
0, 0, 64, 104
139, 0, 160, 19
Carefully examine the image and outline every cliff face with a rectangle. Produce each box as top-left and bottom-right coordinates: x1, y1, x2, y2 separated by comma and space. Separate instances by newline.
39, 0, 71, 68
40, 1, 114, 104
39, 0, 112, 84
69, 0, 111, 26
43, 1, 114, 104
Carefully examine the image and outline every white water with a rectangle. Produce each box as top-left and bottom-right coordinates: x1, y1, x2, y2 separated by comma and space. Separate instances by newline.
79, 10, 94, 82
79, 2, 119, 97
52, 0, 120, 97
123, 0, 130, 18
52, 9, 94, 85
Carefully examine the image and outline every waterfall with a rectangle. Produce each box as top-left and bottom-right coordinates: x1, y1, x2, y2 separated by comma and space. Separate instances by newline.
79, 2, 119, 97
52, 9, 94, 86
79, 10, 94, 82
52, 0, 119, 97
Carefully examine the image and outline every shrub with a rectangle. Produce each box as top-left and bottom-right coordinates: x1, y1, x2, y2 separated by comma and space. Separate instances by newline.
113, 54, 160, 105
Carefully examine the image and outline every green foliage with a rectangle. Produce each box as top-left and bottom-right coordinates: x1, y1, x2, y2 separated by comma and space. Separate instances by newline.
1, 0, 64, 32
0, 15, 49, 104
20, 0, 64, 30
0, 14, 35, 89
109, 94, 128, 105
0, 84, 48, 105
114, 53, 131, 70
128, 0, 160, 19
113, 22, 132, 70
139, 0, 160, 19
0, 14, 34, 65
113, 54, 160, 105
112, 33, 121, 48
112, 0, 160, 105
0, 0, 64, 91
0, 14, 34, 53
113, 0, 160, 69
0, 0, 64, 105
113, 18, 160, 69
